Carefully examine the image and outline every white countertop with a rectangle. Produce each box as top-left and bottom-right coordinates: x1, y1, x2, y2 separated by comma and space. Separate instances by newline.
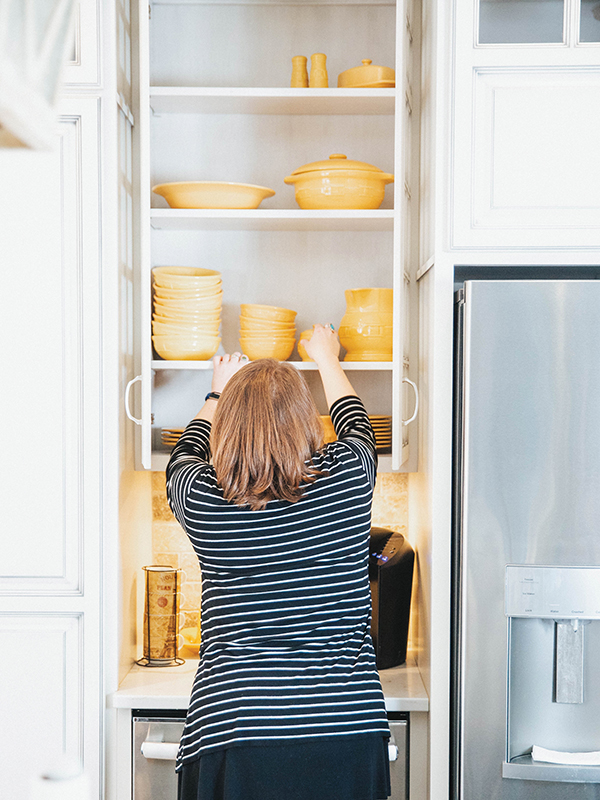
110, 655, 429, 713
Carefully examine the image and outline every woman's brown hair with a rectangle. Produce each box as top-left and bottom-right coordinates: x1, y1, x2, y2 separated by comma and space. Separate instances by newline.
211, 359, 325, 510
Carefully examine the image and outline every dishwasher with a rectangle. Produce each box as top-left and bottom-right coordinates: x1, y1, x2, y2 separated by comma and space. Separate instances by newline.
133, 711, 409, 800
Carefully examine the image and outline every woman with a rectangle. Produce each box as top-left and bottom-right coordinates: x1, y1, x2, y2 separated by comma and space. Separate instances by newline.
166, 323, 390, 800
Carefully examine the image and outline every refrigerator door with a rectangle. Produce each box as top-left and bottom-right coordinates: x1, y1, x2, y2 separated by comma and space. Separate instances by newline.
454, 281, 600, 800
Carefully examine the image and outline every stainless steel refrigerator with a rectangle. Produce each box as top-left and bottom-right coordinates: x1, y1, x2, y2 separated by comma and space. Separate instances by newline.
452, 280, 600, 800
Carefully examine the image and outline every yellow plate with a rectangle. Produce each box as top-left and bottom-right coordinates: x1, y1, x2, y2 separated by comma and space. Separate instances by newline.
152, 181, 276, 209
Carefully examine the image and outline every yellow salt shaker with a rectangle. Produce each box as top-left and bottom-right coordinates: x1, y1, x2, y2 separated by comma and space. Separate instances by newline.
309, 53, 328, 88
291, 55, 309, 88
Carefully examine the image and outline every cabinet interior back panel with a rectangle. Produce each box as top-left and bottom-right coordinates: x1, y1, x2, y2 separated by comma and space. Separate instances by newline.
150, 229, 394, 340
150, 4, 396, 87
150, 114, 396, 210
153, 370, 393, 433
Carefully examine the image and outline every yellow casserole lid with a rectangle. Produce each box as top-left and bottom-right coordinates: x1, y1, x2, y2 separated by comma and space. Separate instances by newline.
287, 153, 388, 176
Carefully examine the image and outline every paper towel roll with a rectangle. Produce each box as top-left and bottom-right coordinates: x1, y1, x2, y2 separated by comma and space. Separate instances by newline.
532, 745, 600, 766
140, 740, 179, 760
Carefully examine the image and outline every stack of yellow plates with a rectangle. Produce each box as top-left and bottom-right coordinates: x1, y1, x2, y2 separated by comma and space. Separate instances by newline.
161, 428, 184, 447
369, 415, 392, 453
239, 304, 297, 361
152, 267, 222, 360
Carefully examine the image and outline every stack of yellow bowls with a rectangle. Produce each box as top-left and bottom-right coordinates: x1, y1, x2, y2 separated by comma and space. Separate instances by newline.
338, 288, 393, 362
152, 267, 222, 360
239, 304, 297, 361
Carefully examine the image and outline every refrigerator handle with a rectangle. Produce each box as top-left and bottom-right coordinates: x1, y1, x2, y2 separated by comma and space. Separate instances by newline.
402, 378, 419, 426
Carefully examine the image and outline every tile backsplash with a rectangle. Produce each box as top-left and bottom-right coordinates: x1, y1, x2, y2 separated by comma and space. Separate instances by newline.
151, 471, 409, 636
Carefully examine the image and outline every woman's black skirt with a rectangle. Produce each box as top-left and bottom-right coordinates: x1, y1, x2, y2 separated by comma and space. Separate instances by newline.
177, 734, 391, 800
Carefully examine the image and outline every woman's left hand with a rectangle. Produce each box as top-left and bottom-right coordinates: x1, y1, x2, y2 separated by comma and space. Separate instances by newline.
211, 353, 249, 394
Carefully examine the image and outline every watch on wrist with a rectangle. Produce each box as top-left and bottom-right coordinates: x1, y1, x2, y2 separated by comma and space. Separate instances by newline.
205, 391, 221, 402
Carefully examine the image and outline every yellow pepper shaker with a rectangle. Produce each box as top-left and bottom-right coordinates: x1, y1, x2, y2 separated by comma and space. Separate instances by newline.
290, 55, 309, 88
309, 53, 328, 88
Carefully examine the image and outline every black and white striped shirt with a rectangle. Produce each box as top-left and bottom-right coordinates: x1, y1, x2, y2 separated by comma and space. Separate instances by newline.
166, 395, 390, 770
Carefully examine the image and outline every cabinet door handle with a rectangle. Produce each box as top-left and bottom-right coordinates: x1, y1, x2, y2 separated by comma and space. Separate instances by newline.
125, 375, 143, 425
140, 741, 179, 760
402, 377, 419, 426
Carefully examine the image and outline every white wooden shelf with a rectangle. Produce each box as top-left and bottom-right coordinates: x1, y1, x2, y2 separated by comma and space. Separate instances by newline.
150, 209, 395, 231
149, 87, 396, 116
151, 359, 394, 370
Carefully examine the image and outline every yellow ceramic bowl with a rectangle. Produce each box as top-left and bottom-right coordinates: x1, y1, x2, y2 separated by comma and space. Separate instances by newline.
239, 337, 295, 362
152, 182, 276, 209
338, 325, 393, 362
239, 331, 296, 342
153, 287, 222, 301
297, 330, 314, 361
284, 154, 394, 210
152, 267, 221, 288
240, 317, 296, 332
154, 293, 223, 311
152, 335, 221, 361
240, 304, 297, 323
337, 60, 395, 89
153, 313, 221, 327
152, 320, 220, 336
344, 287, 393, 314
154, 310, 221, 324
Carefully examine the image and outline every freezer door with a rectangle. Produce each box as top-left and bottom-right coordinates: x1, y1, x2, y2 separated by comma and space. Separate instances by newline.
133, 717, 184, 800
454, 280, 600, 800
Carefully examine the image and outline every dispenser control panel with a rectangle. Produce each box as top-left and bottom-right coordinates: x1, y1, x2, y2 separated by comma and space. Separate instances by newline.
505, 565, 600, 618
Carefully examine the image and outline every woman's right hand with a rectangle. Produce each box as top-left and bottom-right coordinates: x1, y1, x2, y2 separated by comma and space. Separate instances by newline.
211, 353, 249, 394
301, 324, 340, 365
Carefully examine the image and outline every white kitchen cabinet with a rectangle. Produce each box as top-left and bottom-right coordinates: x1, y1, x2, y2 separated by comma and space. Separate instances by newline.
451, 0, 600, 249
64, 0, 102, 87
128, 0, 420, 472
0, 97, 103, 800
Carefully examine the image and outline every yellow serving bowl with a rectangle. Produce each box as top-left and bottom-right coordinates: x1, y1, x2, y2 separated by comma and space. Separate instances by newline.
338, 325, 393, 362
337, 59, 395, 89
152, 334, 221, 361
152, 267, 222, 288
152, 181, 276, 209
240, 304, 297, 323
239, 331, 296, 341
284, 154, 394, 210
153, 287, 222, 301
239, 337, 295, 362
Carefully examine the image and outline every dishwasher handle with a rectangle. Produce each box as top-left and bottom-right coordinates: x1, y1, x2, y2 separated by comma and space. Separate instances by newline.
141, 741, 179, 760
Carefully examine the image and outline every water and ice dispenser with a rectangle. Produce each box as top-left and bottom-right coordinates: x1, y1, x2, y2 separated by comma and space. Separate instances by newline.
503, 565, 600, 783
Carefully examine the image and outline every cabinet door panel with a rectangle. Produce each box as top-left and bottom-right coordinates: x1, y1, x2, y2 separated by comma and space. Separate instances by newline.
0, 99, 100, 593
453, 69, 600, 248
64, 0, 100, 86
0, 615, 83, 799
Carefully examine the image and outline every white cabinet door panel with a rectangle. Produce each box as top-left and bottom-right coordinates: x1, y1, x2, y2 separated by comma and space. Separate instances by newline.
453, 69, 600, 248
0, 614, 83, 799
64, 0, 101, 86
0, 100, 100, 595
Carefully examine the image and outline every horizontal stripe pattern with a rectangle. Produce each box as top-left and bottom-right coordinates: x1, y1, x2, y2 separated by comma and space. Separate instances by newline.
166, 395, 389, 769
